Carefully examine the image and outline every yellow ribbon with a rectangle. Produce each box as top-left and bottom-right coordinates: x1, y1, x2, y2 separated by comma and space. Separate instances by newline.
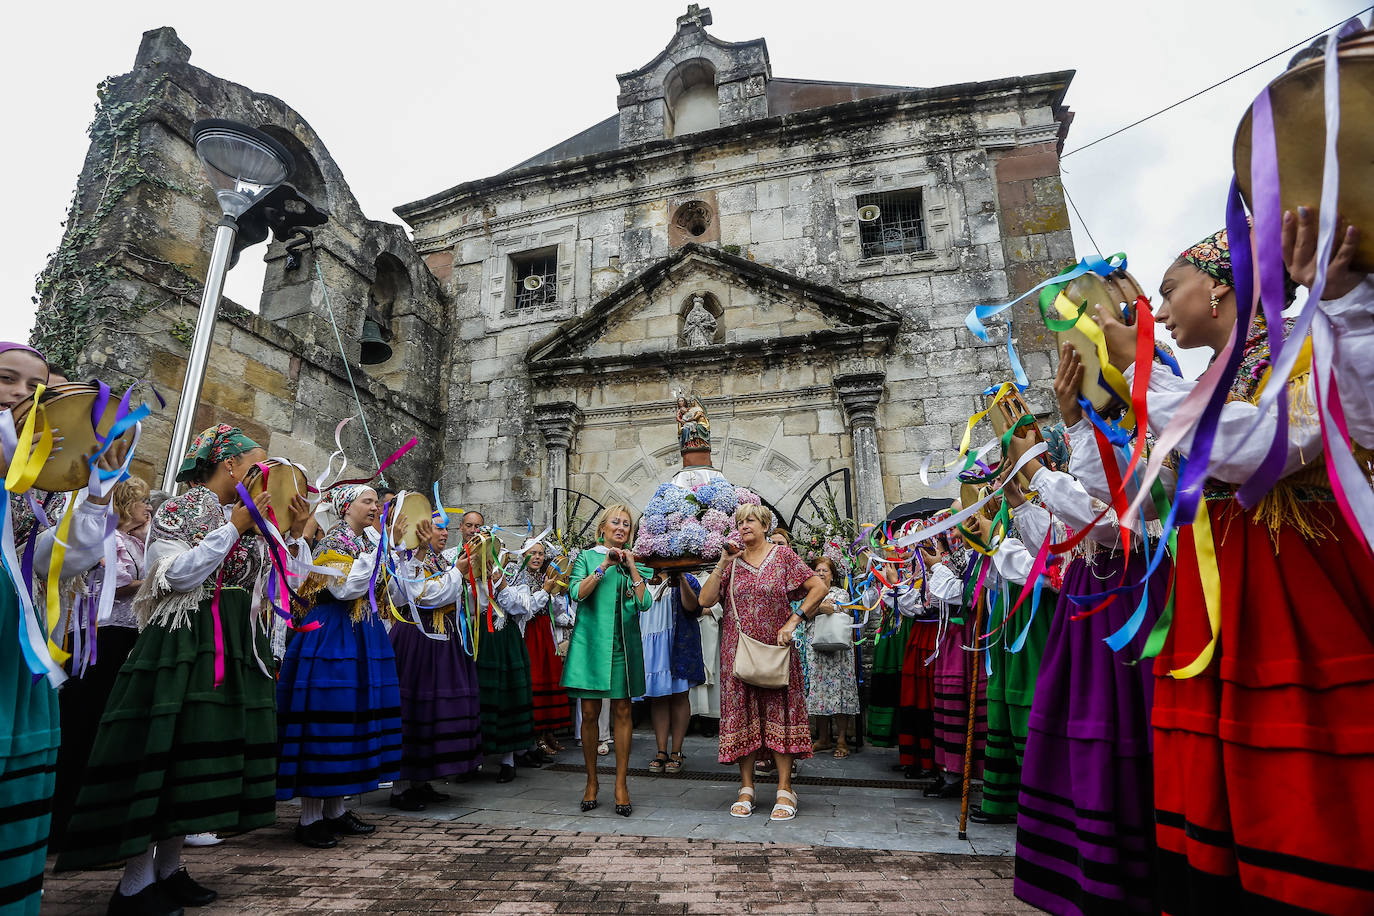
44, 506, 75, 667
1053, 292, 1136, 427
1169, 500, 1222, 679
955, 382, 1019, 458
5, 384, 53, 495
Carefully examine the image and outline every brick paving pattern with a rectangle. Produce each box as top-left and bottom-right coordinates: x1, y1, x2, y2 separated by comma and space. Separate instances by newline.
43, 805, 1035, 915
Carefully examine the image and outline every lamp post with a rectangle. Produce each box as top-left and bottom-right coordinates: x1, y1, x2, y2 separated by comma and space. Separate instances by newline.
161, 120, 294, 492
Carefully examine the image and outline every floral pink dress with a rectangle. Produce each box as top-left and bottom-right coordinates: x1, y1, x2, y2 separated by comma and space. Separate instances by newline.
717, 545, 816, 763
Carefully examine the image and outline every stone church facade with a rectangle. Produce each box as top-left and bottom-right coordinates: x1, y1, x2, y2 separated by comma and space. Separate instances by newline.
37, 8, 1075, 534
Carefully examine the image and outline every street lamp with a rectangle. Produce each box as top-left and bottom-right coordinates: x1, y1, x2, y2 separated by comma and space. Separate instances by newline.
160, 120, 294, 492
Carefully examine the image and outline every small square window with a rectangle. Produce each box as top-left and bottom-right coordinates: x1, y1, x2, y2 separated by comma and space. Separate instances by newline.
509, 247, 559, 311
856, 190, 926, 258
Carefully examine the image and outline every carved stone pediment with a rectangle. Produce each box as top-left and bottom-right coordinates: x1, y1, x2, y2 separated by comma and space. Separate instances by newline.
525, 243, 900, 383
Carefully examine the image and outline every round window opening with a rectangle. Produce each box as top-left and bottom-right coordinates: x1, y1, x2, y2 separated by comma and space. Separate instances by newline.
673, 200, 714, 238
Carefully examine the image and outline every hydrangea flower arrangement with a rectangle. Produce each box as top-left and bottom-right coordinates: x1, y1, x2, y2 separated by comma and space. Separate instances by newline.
637, 476, 758, 561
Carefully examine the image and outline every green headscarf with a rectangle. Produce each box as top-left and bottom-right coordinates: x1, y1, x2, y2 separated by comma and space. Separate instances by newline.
175, 423, 261, 482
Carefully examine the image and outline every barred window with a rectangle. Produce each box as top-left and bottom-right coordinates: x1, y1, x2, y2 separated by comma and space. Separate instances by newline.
510, 247, 558, 311
856, 190, 926, 258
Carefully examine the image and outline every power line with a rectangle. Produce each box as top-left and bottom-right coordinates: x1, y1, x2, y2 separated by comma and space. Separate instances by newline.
1061, 7, 1372, 159
1062, 183, 1102, 259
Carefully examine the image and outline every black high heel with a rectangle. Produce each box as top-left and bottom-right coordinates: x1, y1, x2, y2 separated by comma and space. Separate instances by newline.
615, 803, 632, 817
580, 799, 599, 812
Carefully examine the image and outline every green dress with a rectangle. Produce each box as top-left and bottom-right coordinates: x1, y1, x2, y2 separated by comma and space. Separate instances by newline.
561, 548, 651, 699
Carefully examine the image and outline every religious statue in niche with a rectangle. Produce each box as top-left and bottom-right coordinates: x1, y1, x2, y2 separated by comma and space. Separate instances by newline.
675, 391, 711, 453
681, 294, 717, 348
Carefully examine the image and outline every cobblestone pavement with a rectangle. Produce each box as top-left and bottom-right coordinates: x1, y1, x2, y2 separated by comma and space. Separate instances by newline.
45, 732, 1031, 914
44, 807, 1035, 915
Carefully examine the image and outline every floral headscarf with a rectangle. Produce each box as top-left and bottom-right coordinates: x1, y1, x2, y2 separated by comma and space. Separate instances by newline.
175, 424, 261, 482
328, 484, 372, 519
1178, 229, 1233, 287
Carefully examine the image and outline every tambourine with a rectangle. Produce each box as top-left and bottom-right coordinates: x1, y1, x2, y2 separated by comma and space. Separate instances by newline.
243, 459, 310, 531
988, 389, 1043, 487
1234, 28, 1374, 272
959, 483, 999, 523
389, 491, 434, 551
1056, 271, 1140, 412
9, 383, 138, 492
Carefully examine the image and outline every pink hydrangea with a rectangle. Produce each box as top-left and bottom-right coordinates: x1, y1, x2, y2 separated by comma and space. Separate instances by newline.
701, 508, 732, 533
665, 512, 685, 529
734, 488, 761, 506
702, 531, 725, 559
637, 532, 672, 557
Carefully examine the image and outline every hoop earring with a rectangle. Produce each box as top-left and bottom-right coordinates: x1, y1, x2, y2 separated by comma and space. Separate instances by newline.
1210, 292, 1220, 318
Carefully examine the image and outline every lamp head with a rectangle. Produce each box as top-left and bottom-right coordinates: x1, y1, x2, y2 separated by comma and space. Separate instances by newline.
192, 119, 294, 219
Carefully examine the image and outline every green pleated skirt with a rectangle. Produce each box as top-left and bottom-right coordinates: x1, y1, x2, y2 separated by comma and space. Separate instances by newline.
475, 624, 535, 754
0, 566, 60, 916
55, 587, 277, 870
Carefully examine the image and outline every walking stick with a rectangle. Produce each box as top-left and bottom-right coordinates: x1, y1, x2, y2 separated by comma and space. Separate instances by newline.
957, 590, 986, 840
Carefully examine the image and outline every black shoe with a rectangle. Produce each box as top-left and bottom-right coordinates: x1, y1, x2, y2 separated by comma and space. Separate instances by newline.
529, 748, 554, 765
108, 882, 184, 916
969, 809, 1016, 824
496, 764, 517, 783
293, 820, 338, 849
388, 788, 427, 812
615, 803, 632, 817
416, 782, 450, 803
580, 799, 598, 812
514, 752, 544, 769
325, 810, 376, 836
158, 868, 217, 907
903, 765, 938, 780
922, 773, 962, 799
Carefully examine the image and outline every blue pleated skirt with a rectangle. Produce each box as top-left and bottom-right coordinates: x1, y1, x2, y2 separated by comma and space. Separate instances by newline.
276, 601, 402, 798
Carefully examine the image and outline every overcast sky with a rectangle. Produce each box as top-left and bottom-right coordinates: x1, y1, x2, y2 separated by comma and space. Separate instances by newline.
2, 0, 1361, 379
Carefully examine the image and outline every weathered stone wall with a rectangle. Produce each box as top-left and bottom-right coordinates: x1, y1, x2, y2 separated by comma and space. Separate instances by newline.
401, 72, 1074, 524
33, 28, 446, 490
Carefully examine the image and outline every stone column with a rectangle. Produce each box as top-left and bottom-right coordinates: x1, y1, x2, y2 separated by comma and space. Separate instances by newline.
834, 372, 887, 527
533, 402, 582, 530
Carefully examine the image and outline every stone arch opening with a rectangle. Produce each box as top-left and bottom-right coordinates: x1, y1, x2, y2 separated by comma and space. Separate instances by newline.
678, 291, 724, 347
256, 125, 328, 205
663, 58, 719, 138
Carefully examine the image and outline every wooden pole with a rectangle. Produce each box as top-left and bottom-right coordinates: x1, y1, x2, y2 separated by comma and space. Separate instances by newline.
957, 590, 986, 840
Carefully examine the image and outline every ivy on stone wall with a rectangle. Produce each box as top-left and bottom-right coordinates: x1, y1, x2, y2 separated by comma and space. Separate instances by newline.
31, 73, 200, 371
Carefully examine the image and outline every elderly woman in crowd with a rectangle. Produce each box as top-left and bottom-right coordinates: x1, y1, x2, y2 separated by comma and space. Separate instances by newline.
799, 556, 861, 758
697, 504, 826, 822
564, 504, 651, 817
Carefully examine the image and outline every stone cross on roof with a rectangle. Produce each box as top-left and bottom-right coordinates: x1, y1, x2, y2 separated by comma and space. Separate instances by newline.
676, 4, 712, 30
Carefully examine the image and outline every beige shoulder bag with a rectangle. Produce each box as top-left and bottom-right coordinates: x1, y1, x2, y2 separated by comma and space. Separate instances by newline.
729, 558, 791, 689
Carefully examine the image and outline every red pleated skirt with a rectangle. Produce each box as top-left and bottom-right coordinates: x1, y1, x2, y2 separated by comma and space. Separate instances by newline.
1152, 499, 1374, 915
898, 619, 938, 770
523, 616, 572, 733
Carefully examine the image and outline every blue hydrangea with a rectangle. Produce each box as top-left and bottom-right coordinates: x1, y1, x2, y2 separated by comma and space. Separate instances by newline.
645, 513, 668, 535
677, 520, 707, 554
646, 483, 691, 516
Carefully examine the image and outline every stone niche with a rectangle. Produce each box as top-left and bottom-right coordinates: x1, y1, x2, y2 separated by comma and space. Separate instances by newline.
526, 243, 898, 526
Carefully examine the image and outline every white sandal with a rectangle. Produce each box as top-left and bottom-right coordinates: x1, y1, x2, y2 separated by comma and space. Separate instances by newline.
771, 789, 798, 821
730, 786, 755, 818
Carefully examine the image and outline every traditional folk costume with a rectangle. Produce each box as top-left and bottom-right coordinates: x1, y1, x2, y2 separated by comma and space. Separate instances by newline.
964, 521, 1042, 818
57, 426, 279, 913
925, 556, 987, 795
715, 545, 816, 764
1014, 465, 1170, 915
1141, 238, 1374, 915
1066, 232, 1374, 913
51, 524, 145, 848
276, 486, 402, 842
891, 582, 939, 776
384, 540, 484, 807
473, 569, 539, 775
1, 466, 111, 914
862, 590, 912, 748
509, 562, 572, 737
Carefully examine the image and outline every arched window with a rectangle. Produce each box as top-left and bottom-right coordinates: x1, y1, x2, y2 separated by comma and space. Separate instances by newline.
664, 59, 719, 138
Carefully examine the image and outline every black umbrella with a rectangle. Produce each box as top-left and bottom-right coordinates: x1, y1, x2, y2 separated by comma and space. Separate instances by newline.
885, 497, 950, 524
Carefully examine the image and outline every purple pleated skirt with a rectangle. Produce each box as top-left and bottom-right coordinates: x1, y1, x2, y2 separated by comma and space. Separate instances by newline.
931, 614, 985, 777
389, 618, 482, 781
1014, 550, 1170, 916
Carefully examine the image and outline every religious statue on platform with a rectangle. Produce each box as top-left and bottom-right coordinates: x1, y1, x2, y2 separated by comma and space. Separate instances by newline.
681, 294, 717, 348
675, 391, 711, 453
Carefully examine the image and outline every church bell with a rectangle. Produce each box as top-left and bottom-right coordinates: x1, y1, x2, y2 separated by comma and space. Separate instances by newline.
359, 317, 393, 365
